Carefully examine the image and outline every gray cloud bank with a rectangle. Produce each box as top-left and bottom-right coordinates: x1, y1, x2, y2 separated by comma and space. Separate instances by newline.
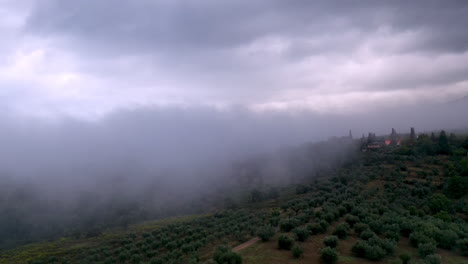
1, 101, 467, 188
1, 0, 468, 117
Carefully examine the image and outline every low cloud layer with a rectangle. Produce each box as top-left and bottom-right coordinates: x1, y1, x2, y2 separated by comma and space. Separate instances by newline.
1, 102, 467, 185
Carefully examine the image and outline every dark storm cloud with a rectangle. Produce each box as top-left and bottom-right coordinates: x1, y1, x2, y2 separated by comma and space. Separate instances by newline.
26, 0, 468, 55
1, 0, 468, 117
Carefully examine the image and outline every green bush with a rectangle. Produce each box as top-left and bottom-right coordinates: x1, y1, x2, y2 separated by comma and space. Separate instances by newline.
374, 238, 396, 255
399, 253, 411, 264
320, 247, 338, 264
418, 243, 436, 258
354, 223, 369, 235
352, 240, 368, 258
293, 227, 310, 242
428, 194, 452, 214
409, 231, 435, 247
366, 245, 386, 261
436, 229, 458, 249
456, 238, 468, 256
352, 238, 390, 261
424, 254, 441, 264
323, 236, 338, 248
118, 251, 130, 262
269, 217, 280, 227
444, 176, 468, 199
345, 214, 359, 227
360, 229, 376, 240
307, 223, 324, 235
292, 245, 304, 258
213, 246, 242, 264
279, 218, 300, 232
319, 220, 330, 231
384, 230, 400, 242
257, 225, 275, 242
332, 223, 349, 239
278, 235, 294, 250
130, 254, 142, 264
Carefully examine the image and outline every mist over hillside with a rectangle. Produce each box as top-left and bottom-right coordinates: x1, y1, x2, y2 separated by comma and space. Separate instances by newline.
0, 100, 467, 249
1, 1, 468, 261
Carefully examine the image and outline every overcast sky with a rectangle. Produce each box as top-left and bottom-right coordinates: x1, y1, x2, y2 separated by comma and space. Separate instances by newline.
0, 0, 467, 119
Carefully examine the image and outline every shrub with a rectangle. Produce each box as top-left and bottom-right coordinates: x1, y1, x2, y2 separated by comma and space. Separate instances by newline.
278, 235, 294, 250
445, 176, 468, 199
279, 218, 300, 232
354, 223, 369, 235
456, 238, 468, 256
118, 251, 130, 262
307, 223, 324, 235
367, 237, 396, 255
366, 245, 386, 261
352, 238, 390, 261
323, 236, 339, 248
428, 194, 452, 214
257, 225, 275, 242
150, 258, 164, 264
332, 223, 349, 239
181, 244, 194, 253
418, 243, 436, 258
338, 206, 347, 216
293, 227, 310, 242
434, 211, 451, 222
213, 246, 242, 264
360, 229, 376, 240
368, 219, 384, 234
319, 220, 330, 231
384, 230, 400, 242
399, 253, 411, 264
409, 231, 435, 247
400, 220, 414, 237
424, 254, 441, 264
269, 217, 280, 227
320, 247, 338, 264
292, 245, 304, 258
436, 229, 458, 249
352, 240, 369, 258
130, 254, 142, 264
345, 214, 359, 227
323, 212, 336, 223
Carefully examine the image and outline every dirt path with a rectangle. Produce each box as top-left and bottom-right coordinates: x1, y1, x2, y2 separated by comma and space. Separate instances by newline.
233, 237, 261, 252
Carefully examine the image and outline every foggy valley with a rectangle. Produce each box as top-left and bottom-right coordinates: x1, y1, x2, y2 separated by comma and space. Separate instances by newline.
0, 1, 467, 264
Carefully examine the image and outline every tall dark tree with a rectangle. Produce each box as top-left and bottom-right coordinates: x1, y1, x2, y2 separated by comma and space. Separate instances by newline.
410, 128, 416, 142
438, 130, 450, 154
390, 128, 398, 145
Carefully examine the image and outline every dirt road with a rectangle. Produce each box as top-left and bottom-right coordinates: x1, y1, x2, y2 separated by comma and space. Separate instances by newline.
233, 237, 261, 252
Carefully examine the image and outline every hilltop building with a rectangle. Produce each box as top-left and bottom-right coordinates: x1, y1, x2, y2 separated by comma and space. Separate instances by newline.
363, 128, 407, 151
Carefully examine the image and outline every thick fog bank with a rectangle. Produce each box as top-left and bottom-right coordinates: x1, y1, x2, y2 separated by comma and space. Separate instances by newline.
0, 101, 467, 248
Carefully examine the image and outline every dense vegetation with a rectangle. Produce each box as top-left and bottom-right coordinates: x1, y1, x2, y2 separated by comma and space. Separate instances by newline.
0, 130, 467, 264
